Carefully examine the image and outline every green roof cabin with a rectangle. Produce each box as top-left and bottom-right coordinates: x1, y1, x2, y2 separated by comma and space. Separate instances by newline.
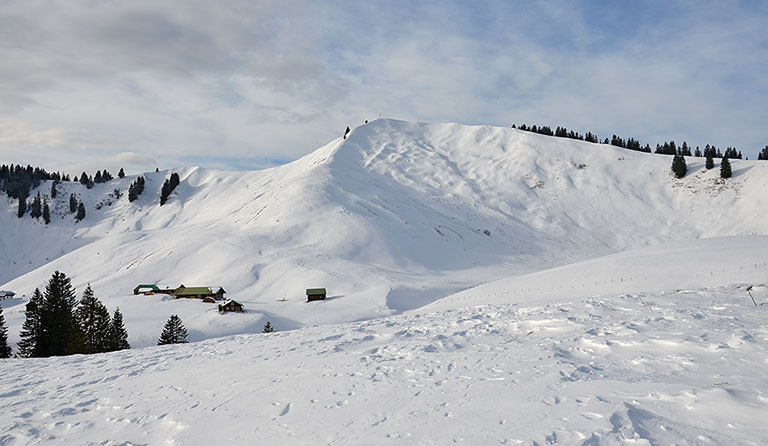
173, 286, 226, 302
306, 288, 327, 302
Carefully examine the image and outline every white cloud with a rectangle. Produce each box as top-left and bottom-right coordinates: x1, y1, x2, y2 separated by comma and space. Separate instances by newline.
0, 1, 766, 170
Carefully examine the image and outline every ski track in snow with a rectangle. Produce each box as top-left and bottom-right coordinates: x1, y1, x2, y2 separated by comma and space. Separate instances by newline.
2, 287, 768, 445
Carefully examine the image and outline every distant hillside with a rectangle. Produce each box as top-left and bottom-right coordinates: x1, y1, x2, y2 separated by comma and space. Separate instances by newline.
2, 119, 768, 346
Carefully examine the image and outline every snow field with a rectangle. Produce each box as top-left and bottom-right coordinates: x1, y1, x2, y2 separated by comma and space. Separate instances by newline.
2, 285, 768, 445
429, 235, 768, 310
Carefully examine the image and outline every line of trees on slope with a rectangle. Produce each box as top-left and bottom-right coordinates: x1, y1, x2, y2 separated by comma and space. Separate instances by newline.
0, 271, 130, 358
1, 165, 125, 223
0, 165, 126, 201
2, 165, 183, 224
513, 123, 762, 160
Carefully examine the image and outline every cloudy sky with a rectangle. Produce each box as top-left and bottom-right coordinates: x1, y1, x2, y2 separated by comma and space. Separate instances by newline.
1, 0, 767, 175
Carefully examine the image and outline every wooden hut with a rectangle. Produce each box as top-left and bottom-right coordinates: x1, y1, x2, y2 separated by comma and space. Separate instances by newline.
218, 300, 245, 313
173, 286, 226, 301
306, 288, 327, 302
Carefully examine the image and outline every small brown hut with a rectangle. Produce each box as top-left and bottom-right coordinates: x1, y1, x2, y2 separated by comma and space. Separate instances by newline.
306, 288, 327, 302
218, 300, 245, 313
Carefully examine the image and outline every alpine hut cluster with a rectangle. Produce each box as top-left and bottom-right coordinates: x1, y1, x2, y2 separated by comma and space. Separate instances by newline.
134, 284, 226, 303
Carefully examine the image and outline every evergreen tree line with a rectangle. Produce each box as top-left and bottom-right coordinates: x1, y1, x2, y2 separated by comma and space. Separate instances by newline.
0, 164, 66, 203
2, 164, 126, 202
7, 166, 134, 221
75, 169, 120, 189
160, 173, 180, 205
12, 271, 130, 358
514, 124, 758, 159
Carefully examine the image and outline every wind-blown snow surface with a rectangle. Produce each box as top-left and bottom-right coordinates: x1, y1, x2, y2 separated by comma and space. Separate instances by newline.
2, 119, 768, 347
2, 119, 768, 444
2, 279, 768, 444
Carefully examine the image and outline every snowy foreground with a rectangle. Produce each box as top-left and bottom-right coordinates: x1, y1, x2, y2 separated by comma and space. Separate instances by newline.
2, 283, 768, 445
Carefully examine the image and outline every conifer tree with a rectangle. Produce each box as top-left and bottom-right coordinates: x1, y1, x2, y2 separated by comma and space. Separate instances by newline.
108, 308, 130, 351
43, 200, 50, 224
158, 315, 188, 345
76, 285, 112, 354
50, 180, 57, 199
671, 154, 687, 178
38, 271, 83, 356
17, 288, 44, 357
17, 195, 26, 218
159, 172, 180, 206
720, 156, 732, 179
0, 305, 12, 358
170, 172, 180, 189
705, 153, 715, 169
30, 192, 42, 219
69, 194, 78, 213
759, 146, 768, 160
160, 179, 171, 205
128, 176, 145, 202
80, 172, 89, 186
262, 321, 275, 333
76, 202, 86, 222
118, 168, 125, 179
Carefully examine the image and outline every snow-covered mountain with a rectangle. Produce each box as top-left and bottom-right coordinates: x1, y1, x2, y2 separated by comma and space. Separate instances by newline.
3, 119, 768, 444
2, 119, 768, 347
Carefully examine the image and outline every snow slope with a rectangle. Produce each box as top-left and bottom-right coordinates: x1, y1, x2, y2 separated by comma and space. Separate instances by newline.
2, 119, 768, 348
2, 264, 767, 444
2, 119, 768, 444
429, 236, 768, 311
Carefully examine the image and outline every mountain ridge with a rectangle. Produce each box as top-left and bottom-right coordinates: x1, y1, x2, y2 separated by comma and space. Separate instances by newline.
2, 119, 767, 346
